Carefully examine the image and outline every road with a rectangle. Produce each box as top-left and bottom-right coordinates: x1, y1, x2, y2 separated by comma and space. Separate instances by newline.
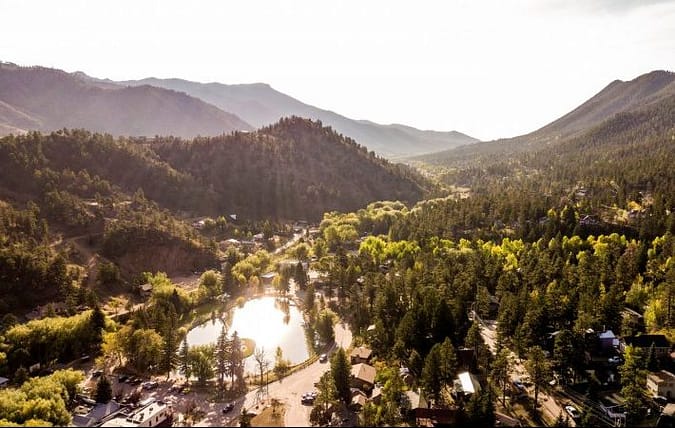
478, 316, 573, 426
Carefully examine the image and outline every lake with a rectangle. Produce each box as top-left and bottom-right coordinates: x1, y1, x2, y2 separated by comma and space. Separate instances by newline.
185, 296, 310, 373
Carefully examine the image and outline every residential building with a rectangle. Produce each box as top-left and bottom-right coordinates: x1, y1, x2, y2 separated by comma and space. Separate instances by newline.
350, 346, 373, 364
621, 335, 671, 358
648, 371, 675, 399
453, 371, 481, 397
100, 399, 171, 427
350, 363, 376, 393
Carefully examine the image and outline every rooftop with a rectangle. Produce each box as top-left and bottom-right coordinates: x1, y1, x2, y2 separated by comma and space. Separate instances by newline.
624, 334, 670, 348
351, 363, 376, 385
350, 346, 373, 360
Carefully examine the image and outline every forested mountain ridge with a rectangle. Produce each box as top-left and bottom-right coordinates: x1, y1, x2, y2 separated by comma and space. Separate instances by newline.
0, 118, 432, 221
0, 62, 252, 137
113, 76, 479, 158
149, 116, 434, 219
414, 70, 675, 166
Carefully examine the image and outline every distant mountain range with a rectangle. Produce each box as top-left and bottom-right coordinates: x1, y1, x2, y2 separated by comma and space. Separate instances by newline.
0, 62, 478, 158
415, 70, 675, 165
0, 63, 252, 138
113, 77, 478, 158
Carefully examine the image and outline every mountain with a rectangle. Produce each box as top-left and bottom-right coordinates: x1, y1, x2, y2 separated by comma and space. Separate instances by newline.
531, 70, 675, 141
0, 62, 252, 137
415, 70, 675, 166
115, 76, 479, 158
149, 117, 434, 219
0, 118, 433, 222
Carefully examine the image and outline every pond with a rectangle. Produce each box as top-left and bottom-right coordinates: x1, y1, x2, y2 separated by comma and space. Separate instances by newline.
185, 296, 310, 373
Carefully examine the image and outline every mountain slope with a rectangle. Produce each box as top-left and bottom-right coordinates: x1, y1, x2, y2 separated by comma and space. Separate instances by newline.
116, 77, 478, 158
531, 70, 675, 141
415, 70, 675, 166
149, 117, 434, 219
0, 118, 432, 221
0, 63, 252, 137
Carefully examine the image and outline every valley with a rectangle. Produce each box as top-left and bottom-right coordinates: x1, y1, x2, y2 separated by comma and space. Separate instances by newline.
0, 65, 673, 428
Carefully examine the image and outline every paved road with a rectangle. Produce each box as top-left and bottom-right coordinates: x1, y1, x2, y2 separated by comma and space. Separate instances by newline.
478, 315, 572, 426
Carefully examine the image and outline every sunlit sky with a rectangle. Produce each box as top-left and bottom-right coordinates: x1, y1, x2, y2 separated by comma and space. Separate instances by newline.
1, 0, 674, 141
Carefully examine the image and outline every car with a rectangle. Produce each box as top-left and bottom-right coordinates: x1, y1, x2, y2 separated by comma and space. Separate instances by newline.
608, 356, 622, 364
141, 381, 158, 390
565, 405, 581, 419
118, 374, 129, 383
222, 402, 235, 413
319, 354, 328, 363
512, 380, 526, 390
91, 370, 103, 378
654, 396, 669, 406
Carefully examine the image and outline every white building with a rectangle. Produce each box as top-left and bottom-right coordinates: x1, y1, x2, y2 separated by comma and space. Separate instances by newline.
100, 399, 171, 427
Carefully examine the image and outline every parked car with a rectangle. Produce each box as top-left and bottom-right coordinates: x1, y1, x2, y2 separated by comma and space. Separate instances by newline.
118, 374, 129, 383
141, 381, 158, 390
608, 356, 622, 364
319, 353, 328, 363
301, 392, 317, 405
654, 396, 669, 406
222, 402, 235, 413
565, 405, 581, 419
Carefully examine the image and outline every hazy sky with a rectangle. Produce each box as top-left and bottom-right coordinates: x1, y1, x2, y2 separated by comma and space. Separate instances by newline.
1, 0, 673, 141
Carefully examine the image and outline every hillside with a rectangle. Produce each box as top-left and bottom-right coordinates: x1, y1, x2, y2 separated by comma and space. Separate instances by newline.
414, 70, 675, 166
148, 117, 434, 219
115, 76, 479, 158
0, 119, 432, 222
0, 62, 252, 137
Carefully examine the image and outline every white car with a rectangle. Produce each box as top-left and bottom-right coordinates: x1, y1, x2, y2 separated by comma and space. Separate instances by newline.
608, 356, 622, 364
565, 405, 581, 419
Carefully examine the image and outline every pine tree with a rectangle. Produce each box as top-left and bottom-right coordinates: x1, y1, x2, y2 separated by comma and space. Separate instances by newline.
215, 326, 230, 391
179, 337, 191, 383
95, 375, 112, 403
421, 345, 443, 404
160, 308, 179, 379
330, 347, 351, 404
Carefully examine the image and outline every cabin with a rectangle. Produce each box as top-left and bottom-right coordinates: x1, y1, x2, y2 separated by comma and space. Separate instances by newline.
350, 346, 373, 364
621, 334, 671, 358
453, 371, 481, 398
350, 363, 376, 393
261, 272, 277, 286
139, 283, 153, 298
647, 371, 675, 399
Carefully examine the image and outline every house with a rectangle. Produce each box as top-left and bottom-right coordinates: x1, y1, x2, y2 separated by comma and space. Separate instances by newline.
622, 335, 671, 358
402, 388, 428, 414
261, 272, 277, 286
350, 346, 373, 364
0, 377, 8, 388
72, 401, 123, 427
350, 363, 376, 393
598, 330, 619, 351
139, 283, 153, 298
453, 371, 481, 397
351, 390, 368, 411
414, 408, 459, 427
100, 399, 172, 427
648, 371, 675, 399
456, 347, 475, 370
